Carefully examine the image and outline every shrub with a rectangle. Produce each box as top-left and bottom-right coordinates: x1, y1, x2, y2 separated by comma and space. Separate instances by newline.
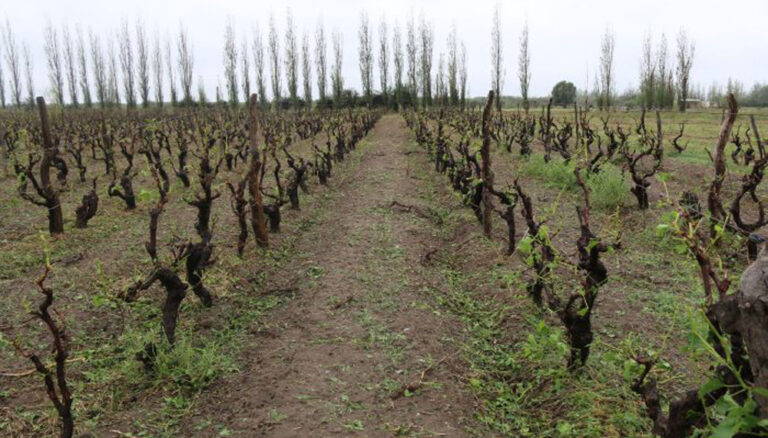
520, 155, 628, 210
519, 154, 576, 188
587, 163, 628, 210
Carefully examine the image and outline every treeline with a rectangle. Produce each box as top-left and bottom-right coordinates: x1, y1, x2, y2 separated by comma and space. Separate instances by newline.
0, 10, 473, 111
0, 18, 195, 109
713, 80, 768, 107
585, 79, 768, 110
2, 8, 766, 112
595, 28, 694, 111
217, 11, 469, 110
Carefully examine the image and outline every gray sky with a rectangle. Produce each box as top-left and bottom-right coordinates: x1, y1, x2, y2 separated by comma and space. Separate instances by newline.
4, 0, 767, 102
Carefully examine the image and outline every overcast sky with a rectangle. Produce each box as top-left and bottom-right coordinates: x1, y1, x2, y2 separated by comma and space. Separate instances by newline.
3, 0, 767, 102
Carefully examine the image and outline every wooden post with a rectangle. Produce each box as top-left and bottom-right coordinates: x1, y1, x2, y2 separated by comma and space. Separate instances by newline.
248, 94, 269, 247
36, 97, 64, 235
544, 98, 553, 161
573, 103, 580, 145
707, 93, 738, 235
655, 110, 663, 149
481, 90, 495, 238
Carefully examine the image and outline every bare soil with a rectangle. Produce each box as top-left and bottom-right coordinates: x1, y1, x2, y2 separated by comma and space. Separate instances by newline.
179, 114, 475, 437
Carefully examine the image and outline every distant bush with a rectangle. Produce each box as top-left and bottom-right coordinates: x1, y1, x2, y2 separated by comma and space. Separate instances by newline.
551, 81, 577, 107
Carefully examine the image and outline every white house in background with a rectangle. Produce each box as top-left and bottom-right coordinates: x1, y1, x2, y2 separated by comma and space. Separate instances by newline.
684, 98, 704, 109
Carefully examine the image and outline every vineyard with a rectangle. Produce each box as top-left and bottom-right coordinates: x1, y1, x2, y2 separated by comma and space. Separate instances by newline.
1, 91, 768, 437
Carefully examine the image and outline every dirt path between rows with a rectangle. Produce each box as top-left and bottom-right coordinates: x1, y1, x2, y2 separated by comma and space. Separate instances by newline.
185, 114, 475, 437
